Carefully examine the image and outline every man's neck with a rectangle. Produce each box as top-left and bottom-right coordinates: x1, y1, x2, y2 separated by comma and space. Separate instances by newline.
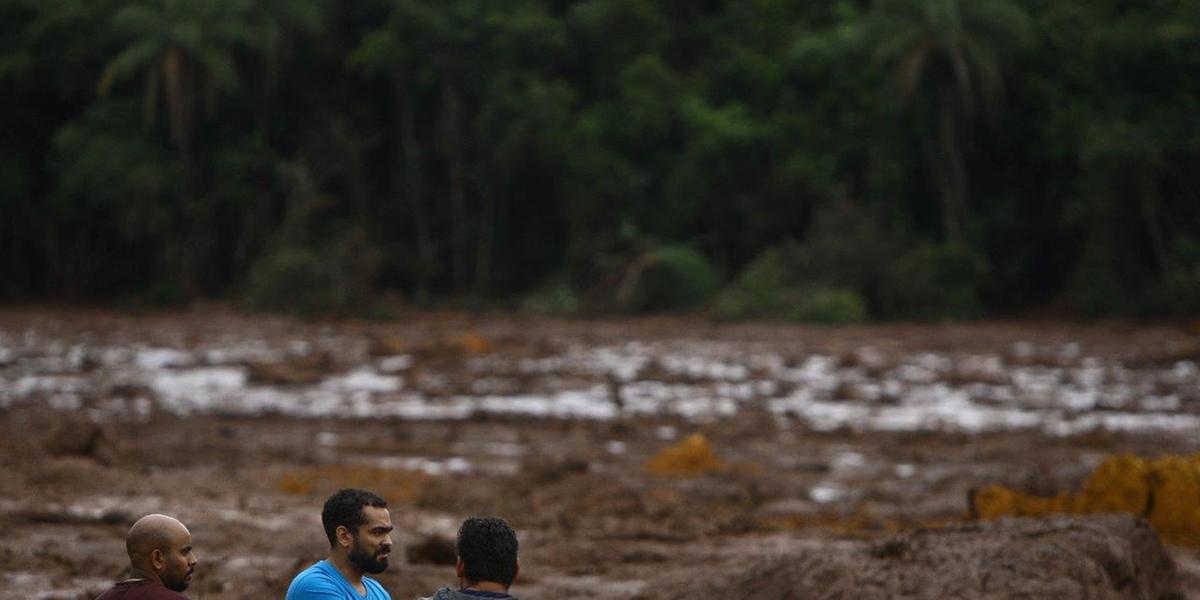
125, 566, 163, 586
463, 581, 509, 594
328, 553, 365, 589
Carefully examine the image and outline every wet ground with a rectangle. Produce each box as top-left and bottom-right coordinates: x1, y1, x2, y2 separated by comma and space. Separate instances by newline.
0, 307, 1197, 599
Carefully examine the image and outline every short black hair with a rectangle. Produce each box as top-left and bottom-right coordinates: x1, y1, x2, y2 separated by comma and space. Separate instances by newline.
457, 517, 518, 587
322, 488, 387, 546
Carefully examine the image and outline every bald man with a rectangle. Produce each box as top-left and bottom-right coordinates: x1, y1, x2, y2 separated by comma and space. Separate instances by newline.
95, 514, 199, 599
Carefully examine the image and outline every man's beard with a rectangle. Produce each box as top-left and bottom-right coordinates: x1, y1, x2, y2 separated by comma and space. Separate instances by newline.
348, 542, 388, 574
165, 568, 192, 592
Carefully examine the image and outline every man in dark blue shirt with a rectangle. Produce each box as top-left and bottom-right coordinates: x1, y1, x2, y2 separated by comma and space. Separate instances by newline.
286, 489, 394, 600
420, 517, 520, 600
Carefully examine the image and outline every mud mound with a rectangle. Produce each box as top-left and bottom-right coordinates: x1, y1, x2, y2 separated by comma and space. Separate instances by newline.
665, 515, 1180, 600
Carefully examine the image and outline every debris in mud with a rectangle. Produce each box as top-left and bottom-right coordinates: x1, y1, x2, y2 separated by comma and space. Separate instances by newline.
408, 333, 495, 364
11, 506, 130, 526
971, 453, 1200, 545
369, 335, 408, 357
406, 535, 457, 565
644, 433, 725, 476
43, 415, 116, 465
521, 453, 590, 485
247, 352, 331, 385
659, 515, 1181, 599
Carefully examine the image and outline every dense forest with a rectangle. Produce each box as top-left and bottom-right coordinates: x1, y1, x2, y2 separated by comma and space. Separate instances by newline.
2, 0, 1198, 320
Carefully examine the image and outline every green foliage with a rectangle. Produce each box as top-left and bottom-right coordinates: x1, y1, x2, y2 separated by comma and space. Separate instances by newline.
713, 243, 867, 323
519, 277, 581, 316
713, 244, 797, 320
243, 226, 382, 316
4, 0, 1200, 320
616, 245, 718, 313
1145, 267, 1200, 318
881, 242, 987, 319
244, 246, 343, 315
790, 287, 868, 324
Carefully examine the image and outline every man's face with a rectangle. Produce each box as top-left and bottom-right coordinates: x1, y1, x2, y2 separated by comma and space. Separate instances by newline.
156, 526, 198, 591
347, 506, 393, 575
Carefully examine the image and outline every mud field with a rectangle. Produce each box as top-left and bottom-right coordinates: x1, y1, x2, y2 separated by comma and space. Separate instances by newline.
0, 307, 1198, 599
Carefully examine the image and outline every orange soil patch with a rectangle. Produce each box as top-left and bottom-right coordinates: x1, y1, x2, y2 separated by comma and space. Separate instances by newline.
645, 433, 726, 476
276, 465, 430, 504
972, 453, 1200, 545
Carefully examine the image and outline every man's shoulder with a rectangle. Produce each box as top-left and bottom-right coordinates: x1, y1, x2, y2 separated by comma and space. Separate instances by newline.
95, 581, 188, 600
417, 588, 515, 600
287, 562, 341, 596
363, 576, 392, 600
416, 587, 453, 600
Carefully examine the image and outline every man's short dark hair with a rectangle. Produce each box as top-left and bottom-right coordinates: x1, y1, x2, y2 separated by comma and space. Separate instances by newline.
322, 488, 387, 546
457, 517, 518, 587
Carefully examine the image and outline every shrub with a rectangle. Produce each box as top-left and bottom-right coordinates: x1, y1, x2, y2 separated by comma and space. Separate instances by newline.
789, 287, 868, 323
714, 244, 867, 323
520, 278, 581, 315
713, 245, 795, 320
244, 246, 348, 315
880, 242, 987, 319
1143, 267, 1200, 317
616, 244, 718, 312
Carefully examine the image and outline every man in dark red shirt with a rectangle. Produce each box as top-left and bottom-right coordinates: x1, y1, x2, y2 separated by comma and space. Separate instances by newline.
95, 514, 199, 599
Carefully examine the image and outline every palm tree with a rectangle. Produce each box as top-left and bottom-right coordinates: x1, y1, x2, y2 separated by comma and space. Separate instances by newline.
867, 0, 1031, 243
98, 0, 259, 159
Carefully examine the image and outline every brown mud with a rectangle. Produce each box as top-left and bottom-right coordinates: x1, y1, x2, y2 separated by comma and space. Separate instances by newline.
0, 307, 1197, 599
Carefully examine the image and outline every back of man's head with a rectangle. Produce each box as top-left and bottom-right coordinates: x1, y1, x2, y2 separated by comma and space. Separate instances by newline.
322, 488, 387, 547
457, 517, 518, 588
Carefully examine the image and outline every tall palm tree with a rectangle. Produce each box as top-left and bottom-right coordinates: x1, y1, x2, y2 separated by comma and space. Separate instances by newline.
867, 0, 1031, 243
98, 0, 258, 159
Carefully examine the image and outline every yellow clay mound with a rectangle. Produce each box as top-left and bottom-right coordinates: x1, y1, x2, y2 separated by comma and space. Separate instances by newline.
645, 433, 725, 476
973, 453, 1200, 545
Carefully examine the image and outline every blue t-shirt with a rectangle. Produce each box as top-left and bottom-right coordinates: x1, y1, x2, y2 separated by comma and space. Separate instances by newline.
286, 559, 391, 600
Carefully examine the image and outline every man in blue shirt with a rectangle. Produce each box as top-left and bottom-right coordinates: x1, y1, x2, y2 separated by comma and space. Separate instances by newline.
286, 489, 394, 600
420, 517, 520, 600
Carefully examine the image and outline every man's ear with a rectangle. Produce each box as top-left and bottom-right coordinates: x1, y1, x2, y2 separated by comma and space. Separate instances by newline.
455, 557, 465, 579
336, 525, 353, 548
151, 548, 165, 570
513, 559, 520, 584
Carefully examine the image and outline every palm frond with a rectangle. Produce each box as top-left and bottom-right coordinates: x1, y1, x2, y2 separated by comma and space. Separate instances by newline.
111, 3, 165, 37
193, 46, 239, 91
893, 40, 931, 106
99, 39, 163, 95
347, 29, 405, 72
